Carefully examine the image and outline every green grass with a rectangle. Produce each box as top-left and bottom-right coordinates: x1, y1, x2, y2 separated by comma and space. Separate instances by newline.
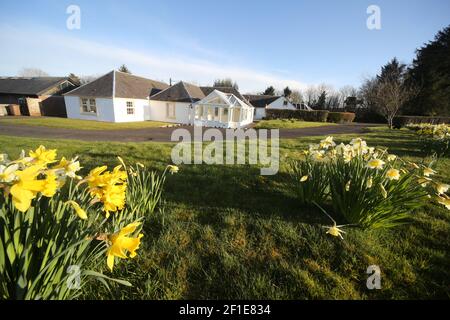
0, 127, 449, 299
0, 116, 172, 130
254, 119, 336, 129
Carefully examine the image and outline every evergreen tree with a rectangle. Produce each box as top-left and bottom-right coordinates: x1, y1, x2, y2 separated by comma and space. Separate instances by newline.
263, 86, 275, 96
283, 86, 292, 98
315, 91, 327, 109
406, 25, 450, 116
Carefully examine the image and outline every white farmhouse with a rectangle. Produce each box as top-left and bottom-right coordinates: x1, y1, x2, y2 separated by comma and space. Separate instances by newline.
64, 72, 254, 128
244, 94, 311, 120
64, 70, 169, 122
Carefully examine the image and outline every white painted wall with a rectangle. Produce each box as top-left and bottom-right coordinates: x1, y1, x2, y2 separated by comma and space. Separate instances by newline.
254, 108, 266, 120
266, 97, 296, 110
64, 96, 115, 122
113, 98, 148, 122
149, 100, 191, 124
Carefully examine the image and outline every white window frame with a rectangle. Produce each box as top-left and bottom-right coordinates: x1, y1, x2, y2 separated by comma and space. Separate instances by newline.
80, 98, 97, 115
126, 101, 135, 115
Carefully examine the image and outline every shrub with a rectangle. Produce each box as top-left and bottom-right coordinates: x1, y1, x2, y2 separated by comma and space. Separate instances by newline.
327, 112, 356, 124
406, 123, 450, 157
393, 115, 450, 129
0, 146, 174, 299
288, 137, 450, 229
265, 109, 329, 122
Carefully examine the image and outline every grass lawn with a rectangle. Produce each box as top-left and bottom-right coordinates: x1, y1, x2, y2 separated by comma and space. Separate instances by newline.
0, 116, 172, 130
0, 128, 449, 299
254, 119, 336, 129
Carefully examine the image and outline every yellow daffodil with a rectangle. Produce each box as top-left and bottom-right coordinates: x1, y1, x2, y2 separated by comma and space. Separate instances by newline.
29, 145, 57, 165
417, 177, 432, 187
66, 200, 88, 220
10, 165, 44, 212
437, 196, 450, 210
386, 168, 400, 181
41, 171, 58, 197
387, 154, 397, 162
167, 165, 179, 174
367, 158, 385, 170
423, 167, 436, 177
300, 175, 309, 182
54, 157, 82, 179
0, 164, 19, 183
319, 136, 335, 149
85, 166, 108, 189
436, 183, 449, 195
107, 222, 144, 271
101, 183, 127, 217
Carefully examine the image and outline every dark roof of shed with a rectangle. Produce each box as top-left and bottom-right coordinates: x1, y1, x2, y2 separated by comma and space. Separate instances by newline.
0, 77, 73, 95
243, 94, 281, 108
64, 71, 169, 99
150, 81, 205, 102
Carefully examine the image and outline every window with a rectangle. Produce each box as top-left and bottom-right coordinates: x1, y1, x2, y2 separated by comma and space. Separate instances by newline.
214, 107, 219, 121
195, 105, 203, 120
166, 103, 176, 119
126, 101, 135, 115
232, 108, 241, 122
220, 108, 228, 123
81, 98, 97, 114
283, 100, 288, 106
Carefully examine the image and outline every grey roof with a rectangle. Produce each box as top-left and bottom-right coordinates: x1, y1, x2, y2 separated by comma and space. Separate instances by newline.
0, 77, 74, 95
65, 70, 169, 99
243, 94, 281, 108
201, 86, 247, 102
150, 81, 205, 102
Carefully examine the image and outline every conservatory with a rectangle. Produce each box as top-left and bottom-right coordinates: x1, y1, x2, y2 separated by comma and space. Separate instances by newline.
192, 90, 254, 128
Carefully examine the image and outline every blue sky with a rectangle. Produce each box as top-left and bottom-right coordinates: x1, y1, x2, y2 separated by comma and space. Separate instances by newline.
0, 0, 449, 92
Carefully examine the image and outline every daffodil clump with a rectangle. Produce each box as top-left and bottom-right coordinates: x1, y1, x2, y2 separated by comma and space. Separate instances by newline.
0, 146, 176, 299
407, 123, 450, 157
290, 137, 449, 229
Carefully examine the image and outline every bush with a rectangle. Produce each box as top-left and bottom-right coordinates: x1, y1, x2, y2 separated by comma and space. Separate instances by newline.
393, 115, 450, 129
265, 109, 329, 122
288, 137, 449, 229
406, 123, 450, 157
327, 112, 356, 124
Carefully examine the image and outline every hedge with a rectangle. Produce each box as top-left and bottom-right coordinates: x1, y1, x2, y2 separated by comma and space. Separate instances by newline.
265, 109, 329, 122
393, 116, 450, 129
327, 112, 356, 123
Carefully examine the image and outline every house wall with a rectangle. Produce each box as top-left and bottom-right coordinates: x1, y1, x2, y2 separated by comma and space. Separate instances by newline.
254, 108, 266, 120
113, 97, 148, 122
64, 96, 116, 122
149, 100, 191, 124
39, 96, 67, 117
267, 97, 296, 110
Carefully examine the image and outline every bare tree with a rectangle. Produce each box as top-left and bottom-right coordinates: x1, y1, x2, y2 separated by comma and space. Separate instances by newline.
371, 78, 417, 129
289, 90, 303, 104
17, 68, 49, 77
